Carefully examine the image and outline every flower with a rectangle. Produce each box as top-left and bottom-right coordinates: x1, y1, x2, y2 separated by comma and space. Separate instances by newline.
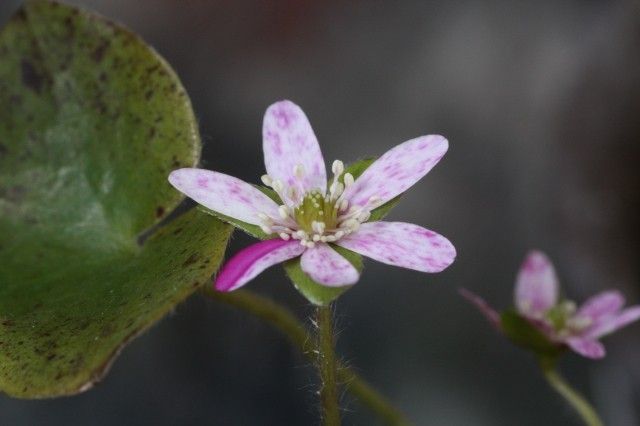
169, 100, 456, 292
460, 251, 640, 359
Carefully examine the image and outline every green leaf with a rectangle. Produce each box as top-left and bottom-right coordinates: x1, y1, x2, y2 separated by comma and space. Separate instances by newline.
339, 158, 400, 221
0, 0, 232, 397
500, 310, 563, 357
284, 245, 362, 306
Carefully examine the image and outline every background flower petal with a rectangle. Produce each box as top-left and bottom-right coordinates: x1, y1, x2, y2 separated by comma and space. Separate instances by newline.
576, 290, 625, 322
514, 251, 559, 319
215, 239, 305, 292
336, 221, 456, 273
169, 168, 281, 225
300, 243, 359, 287
565, 337, 606, 359
459, 288, 501, 329
340, 135, 448, 208
263, 100, 327, 201
586, 306, 640, 339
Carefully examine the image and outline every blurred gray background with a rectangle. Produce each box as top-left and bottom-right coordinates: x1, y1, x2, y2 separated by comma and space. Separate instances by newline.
1, 0, 639, 424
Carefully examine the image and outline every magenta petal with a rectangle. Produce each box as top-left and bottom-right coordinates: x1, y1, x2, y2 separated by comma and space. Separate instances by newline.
215, 239, 305, 292
458, 288, 501, 329
263, 100, 327, 201
565, 337, 606, 359
586, 306, 640, 339
341, 135, 448, 208
300, 243, 359, 287
514, 251, 559, 319
576, 290, 625, 322
169, 168, 280, 225
335, 221, 456, 273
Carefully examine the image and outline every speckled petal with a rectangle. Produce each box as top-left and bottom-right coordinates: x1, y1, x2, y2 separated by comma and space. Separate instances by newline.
576, 290, 625, 322
514, 251, 559, 319
586, 306, 640, 339
215, 239, 305, 292
335, 221, 456, 273
263, 100, 327, 202
300, 243, 359, 287
565, 337, 606, 359
341, 135, 448, 207
169, 168, 280, 225
459, 288, 501, 329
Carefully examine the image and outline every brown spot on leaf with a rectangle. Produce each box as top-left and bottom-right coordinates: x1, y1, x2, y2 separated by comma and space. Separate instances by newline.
21, 60, 44, 93
182, 254, 198, 267
91, 40, 110, 63
155, 206, 165, 217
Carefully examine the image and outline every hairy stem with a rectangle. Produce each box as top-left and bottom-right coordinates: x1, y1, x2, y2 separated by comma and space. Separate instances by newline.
539, 357, 604, 426
316, 304, 341, 425
202, 288, 410, 425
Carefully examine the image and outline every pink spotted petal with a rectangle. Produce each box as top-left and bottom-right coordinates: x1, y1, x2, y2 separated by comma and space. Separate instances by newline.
586, 306, 640, 339
263, 100, 327, 202
565, 337, 606, 359
458, 288, 501, 329
341, 135, 448, 208
335, 221, 456, 273
514, 251, 559, 319
576, 290, 625, 323
169, 168, 280, 225
300, 243, 359, 287
215, 239, 305, 292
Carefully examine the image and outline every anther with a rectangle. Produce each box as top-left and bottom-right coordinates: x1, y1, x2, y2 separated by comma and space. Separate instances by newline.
293, 164, 305, 178
343, 173, 354, 187
260, 225, 273, 234
279, 232, 291, 240
261, 174, 273, 186
332, 160, 344, 176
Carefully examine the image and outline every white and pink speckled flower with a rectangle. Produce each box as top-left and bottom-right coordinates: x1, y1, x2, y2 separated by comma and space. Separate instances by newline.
461, 251, 640, 359
169, 100, 456, 292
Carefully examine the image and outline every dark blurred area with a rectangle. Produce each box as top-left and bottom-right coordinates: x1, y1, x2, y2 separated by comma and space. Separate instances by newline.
1, 0, 639, 424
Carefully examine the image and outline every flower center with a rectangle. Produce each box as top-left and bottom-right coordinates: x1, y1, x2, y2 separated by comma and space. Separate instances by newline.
545, 300, 592, 336
257, 160, 382, 248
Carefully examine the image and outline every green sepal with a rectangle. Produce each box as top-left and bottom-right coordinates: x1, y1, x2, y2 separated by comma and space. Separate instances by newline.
500, 310, 564, 358
284, 245, 362, 306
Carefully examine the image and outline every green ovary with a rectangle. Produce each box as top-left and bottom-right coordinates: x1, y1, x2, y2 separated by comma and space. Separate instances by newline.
293, 190, 339, 233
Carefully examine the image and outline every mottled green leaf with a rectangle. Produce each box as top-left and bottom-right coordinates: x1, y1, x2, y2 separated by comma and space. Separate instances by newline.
0, 0, 232, 397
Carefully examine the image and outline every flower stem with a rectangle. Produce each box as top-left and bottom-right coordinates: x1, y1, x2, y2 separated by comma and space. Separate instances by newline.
539, 357, 604, 426
316, 303, 341, 425
201, 288, 410, 425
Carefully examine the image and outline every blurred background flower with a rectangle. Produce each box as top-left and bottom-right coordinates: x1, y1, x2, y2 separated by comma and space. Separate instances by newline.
1, 1, 638, 424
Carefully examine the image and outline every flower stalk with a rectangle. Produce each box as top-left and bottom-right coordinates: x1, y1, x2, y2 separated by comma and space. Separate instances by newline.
316, 304, 341, 425
201, 287, 410, 425
539, 357, 604, 426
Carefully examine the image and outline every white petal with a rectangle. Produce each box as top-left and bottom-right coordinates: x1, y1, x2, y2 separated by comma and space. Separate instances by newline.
169, 168, 280, 225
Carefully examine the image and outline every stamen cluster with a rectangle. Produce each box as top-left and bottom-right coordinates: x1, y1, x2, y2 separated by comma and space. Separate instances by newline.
258, 160, 381, 248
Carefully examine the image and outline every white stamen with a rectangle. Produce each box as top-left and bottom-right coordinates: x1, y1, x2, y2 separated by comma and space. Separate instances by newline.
295, 230, 308, 240
325, 235, 337, 242
306, 241, 315, 249
260, 225, 272, 234
343, 173, 354, 187
272, 180, 284, 193
339, 199, 349, 212
258, 213, 270, 222
313, 234, 321, 242
261, 174, 273, 186
320, 236, 328, 242
334, 231, 344, 239
278, 205, 289, 219
293, 164, 305, 178
332, 160, 344, 176
279, 232, 290, 240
